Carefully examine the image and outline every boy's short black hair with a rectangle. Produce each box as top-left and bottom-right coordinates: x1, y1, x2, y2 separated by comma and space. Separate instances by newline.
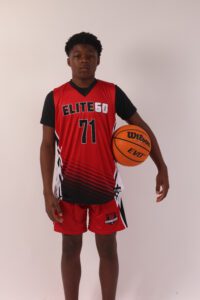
65, 32, 103, 57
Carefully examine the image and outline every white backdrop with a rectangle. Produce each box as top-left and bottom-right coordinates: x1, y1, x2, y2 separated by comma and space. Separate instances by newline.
1, 0, 200, 299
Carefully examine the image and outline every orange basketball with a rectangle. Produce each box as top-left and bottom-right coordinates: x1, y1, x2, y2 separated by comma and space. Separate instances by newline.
112, 125, 151, 166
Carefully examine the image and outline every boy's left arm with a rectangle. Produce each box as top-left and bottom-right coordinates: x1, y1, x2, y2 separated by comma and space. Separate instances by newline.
127, 112, 169, 202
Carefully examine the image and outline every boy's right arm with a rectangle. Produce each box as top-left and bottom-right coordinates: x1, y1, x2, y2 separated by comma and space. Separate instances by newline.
40, 125, 63, 223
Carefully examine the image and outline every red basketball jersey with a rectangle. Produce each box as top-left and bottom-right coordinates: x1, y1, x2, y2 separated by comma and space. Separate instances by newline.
53, 79, 120, 204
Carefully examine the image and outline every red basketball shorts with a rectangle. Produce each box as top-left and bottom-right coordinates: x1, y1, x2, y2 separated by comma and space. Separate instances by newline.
53, 198, 128, 235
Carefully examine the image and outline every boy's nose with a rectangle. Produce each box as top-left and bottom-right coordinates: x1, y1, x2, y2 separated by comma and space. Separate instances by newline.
80, 56, 89, 63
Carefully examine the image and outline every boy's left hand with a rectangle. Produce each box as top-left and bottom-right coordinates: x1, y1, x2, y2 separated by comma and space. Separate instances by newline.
156, 166, 169, 202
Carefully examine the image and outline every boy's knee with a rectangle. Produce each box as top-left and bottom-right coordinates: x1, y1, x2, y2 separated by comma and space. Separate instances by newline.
95, 233, 118, 259
62, 234, 82, 257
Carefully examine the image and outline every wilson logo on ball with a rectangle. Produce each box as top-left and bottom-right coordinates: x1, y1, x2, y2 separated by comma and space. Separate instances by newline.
127, 132, 151, 147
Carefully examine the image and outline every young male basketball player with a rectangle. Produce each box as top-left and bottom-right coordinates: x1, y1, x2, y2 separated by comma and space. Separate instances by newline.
40, 32, 169, 300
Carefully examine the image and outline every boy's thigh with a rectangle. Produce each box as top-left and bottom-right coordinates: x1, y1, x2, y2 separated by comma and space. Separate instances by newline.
54, 200, 88, 235
88, 199, 128, 235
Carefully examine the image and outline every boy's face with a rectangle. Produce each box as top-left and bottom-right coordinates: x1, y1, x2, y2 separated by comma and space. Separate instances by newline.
67, 44, 100, 81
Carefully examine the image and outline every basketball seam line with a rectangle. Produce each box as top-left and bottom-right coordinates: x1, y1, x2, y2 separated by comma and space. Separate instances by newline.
114, 137, 150, 152
113, 138, 142, 163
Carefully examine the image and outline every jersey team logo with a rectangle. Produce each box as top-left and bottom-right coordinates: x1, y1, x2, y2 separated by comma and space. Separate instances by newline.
62, 102, 108, 116
105, 213, 118, 225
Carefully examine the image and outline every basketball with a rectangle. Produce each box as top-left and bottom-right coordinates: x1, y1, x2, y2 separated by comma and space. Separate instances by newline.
112, 125, 151, 166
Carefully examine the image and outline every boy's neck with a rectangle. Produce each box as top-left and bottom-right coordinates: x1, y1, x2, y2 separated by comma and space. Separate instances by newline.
71, 77, 96, 88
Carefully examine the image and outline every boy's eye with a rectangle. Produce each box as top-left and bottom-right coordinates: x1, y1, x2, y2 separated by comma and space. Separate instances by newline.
73, 54, 95, 59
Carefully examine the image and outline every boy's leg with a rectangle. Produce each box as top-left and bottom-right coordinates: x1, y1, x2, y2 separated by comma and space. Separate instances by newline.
54, 201, 88, 299
95, 232, 119, 300
61, 233, 83, 300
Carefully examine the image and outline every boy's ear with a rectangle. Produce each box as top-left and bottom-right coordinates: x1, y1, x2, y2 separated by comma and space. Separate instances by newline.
97, 56, 100, 65
67, 58, 70, 66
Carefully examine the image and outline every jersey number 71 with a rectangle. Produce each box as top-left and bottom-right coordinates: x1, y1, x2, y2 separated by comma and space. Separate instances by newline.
79, 119, 96, 144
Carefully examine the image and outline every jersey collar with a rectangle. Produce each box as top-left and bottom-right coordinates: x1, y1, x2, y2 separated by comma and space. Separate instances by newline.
69, 79, 97, 96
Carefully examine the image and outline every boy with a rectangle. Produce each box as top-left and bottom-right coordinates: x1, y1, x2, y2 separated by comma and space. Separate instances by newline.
40, 32, 169, 300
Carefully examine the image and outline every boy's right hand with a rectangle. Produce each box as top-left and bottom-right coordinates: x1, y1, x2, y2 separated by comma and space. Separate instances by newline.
44, 193, 63, 223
